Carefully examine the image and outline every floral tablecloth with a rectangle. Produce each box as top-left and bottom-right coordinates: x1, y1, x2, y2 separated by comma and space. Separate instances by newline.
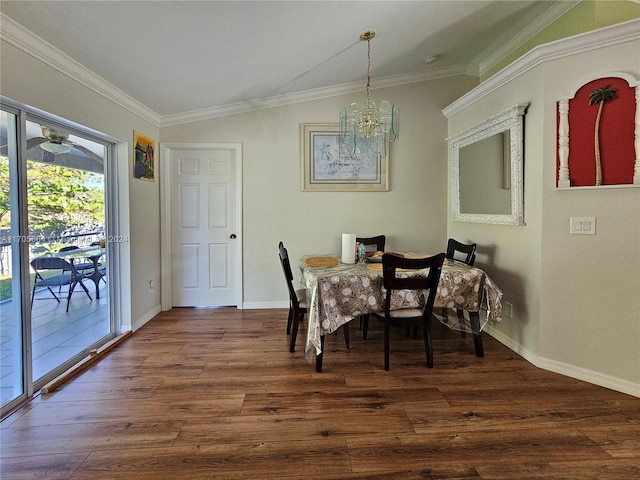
299, 254, 503, 363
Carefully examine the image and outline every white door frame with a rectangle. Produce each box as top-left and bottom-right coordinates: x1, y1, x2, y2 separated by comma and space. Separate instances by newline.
160, 143, 243, 311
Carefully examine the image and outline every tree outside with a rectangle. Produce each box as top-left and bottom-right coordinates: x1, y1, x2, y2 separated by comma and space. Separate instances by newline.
0, 159, 104, 300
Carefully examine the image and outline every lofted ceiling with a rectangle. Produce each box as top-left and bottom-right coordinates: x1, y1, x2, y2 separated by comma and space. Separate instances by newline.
0, 1, 574, 126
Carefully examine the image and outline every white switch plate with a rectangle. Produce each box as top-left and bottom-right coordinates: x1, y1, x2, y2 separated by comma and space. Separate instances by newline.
570, 217, 596, 235
504, 301, 513, 318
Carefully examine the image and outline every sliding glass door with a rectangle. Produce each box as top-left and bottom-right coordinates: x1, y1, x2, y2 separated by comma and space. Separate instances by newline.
1, 104, 116, 415
0, 109, 27, 409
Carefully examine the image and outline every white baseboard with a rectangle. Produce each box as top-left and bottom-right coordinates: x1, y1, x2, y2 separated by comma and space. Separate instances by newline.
243, 301, 288, 309
484, 325, 640, 398
131, 305, 162, 332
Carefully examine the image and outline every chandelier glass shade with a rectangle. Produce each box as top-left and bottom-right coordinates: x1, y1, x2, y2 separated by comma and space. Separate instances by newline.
339, 30, 398, 158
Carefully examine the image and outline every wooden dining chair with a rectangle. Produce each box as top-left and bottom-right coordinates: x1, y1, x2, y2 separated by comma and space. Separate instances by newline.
30, 256, 92, 312
356, 235, 386, 252
446, 238, 476, 266
366, 252, 445, 371
279, 242, 350, 354
443, 238, 484, 357
278, 242, 308, 353
355, 235, 386, 330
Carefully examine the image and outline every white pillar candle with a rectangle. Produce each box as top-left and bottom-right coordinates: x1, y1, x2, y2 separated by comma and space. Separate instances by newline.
341, 233, 356, 264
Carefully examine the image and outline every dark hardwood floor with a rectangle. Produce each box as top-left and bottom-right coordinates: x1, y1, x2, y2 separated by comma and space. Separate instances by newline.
2, 307, 639, 479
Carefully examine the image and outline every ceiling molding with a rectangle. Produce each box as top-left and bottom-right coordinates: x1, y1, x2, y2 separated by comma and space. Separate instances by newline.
0, 13, 162, 127
442, 18, 640, 118
476, 0, 580, 76
1, 12, 473, 128
160, 64, 470, 127
6, 5, 598, 128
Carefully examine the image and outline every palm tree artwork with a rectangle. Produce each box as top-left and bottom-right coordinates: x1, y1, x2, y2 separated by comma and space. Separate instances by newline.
588, 85, 617, 186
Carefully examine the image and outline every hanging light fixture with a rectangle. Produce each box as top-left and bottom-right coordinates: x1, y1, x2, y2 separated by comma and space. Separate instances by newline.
38, 127, 71, 155
339, 30, 398, 158
40, 141, 71, 155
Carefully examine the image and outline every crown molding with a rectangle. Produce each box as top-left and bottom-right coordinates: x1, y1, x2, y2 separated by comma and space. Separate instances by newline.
476, 0, 580, 76
159, 64, 469, 126
1, 12, 471, 127
442, 18, 640, 118
0, 13, 162, 127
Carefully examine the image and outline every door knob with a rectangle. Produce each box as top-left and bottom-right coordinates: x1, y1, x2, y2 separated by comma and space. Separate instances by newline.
230, 234, 237, 239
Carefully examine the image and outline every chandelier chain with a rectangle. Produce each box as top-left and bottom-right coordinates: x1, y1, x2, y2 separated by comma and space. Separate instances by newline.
366, 39, 371, 102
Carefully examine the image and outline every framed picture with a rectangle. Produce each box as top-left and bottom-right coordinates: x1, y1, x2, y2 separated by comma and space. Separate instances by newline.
133, 131, 155, 181
300, 123, 389, 192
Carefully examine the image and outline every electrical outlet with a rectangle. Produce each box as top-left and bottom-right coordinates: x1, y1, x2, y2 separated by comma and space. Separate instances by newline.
148, 279, 155, 294
504, 301, 513, 318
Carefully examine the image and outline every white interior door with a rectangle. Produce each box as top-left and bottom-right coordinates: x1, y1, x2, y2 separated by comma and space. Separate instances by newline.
168, 145, 240, 306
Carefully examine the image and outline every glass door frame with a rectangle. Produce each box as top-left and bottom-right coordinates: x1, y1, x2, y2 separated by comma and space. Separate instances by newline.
1, 97, 120, 416
1, 105, 32, 414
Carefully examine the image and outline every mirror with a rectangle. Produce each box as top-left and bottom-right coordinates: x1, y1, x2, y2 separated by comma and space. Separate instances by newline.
448, 104, 528, 225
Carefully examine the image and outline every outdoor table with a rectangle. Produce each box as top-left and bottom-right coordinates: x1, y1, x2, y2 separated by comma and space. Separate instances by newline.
54, 246, 106, 299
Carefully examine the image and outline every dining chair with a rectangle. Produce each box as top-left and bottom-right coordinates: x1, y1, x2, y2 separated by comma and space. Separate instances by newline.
278, 242, 308, 352
446, 238, 476, 266
30, 256, 92, 312
356, 235, 386, 252
279, 242, 349, 353
355, 235, 386, 330
443, 238, 484, 357
365, 252, 445, 371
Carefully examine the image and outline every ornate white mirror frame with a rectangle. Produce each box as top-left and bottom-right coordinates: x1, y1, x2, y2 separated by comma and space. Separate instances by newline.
448, 103, 528, 225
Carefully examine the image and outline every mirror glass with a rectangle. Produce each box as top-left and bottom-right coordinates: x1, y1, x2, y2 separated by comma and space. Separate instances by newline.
449, 104, 527, 225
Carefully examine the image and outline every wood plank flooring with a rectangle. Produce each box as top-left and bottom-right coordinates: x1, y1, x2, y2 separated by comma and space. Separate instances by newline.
1, 307, 639, 479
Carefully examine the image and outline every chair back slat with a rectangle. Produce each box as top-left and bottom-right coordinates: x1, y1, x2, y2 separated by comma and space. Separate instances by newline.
31, 256, 74, 271
356, 235, 386, 252
381, 253, 445, 316
446, 238, 477, 266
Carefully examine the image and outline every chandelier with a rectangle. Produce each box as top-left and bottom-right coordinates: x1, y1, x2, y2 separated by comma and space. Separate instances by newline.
339, 30, 398, 158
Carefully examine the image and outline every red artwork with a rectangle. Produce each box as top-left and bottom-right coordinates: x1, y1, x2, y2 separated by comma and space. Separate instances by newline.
556, 76, 636, 187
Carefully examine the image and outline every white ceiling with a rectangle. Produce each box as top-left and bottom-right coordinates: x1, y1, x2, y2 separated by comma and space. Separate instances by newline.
0, 1, 573, 125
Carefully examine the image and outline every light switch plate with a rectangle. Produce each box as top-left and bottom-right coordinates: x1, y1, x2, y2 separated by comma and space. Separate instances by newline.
570, 217, 596, 234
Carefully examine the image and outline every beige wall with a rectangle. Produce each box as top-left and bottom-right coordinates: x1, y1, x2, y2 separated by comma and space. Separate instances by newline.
539, 39, 639, 389
447, 66, 545, 362
161, 77, 477, 306
446, 26, 640, 393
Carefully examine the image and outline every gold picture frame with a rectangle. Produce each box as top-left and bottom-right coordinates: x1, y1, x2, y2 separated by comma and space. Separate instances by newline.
300, 123, 389, 192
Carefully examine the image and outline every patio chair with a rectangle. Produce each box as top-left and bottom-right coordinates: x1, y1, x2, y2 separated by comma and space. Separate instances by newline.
30, 256, 92, 312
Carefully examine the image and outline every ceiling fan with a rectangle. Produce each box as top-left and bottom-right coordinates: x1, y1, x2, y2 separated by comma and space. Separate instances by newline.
27, 125, 103, 163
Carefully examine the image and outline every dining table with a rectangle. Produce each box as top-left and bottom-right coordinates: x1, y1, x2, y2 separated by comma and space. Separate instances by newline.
299, 253, 503, 371
54, 245, 106, 299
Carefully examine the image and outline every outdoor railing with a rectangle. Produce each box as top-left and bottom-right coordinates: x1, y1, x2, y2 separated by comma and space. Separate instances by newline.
0, 230, 103, 276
